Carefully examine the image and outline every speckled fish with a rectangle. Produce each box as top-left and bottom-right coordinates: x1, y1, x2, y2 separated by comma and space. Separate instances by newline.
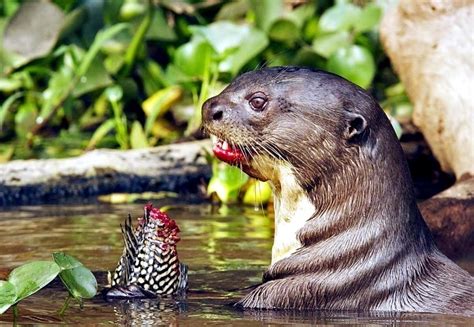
105, 204, 188, 298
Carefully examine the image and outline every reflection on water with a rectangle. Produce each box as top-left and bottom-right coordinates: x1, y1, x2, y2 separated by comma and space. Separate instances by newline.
0, 203, 472, 325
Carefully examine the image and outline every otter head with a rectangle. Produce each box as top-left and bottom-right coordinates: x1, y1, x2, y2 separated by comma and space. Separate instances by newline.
202, 67, 402, 263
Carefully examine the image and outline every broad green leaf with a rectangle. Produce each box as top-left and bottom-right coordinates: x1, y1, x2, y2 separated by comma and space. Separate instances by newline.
86, 118, 115, 150
286, 4, 316, 28
52, 253, 97, 300
191, 22, 268, 75
327, 45, 375, 88
243, 180, 272, 206
268, 19, 300, 43
216, 0, 249, 21
208, 161, 249, 203
58, 266, 97, 300
249, 0, 284, 32
52, 252, 83, 270
0, 280, 16, 314
73, 58, 112, 97
146, 9, 177, 41
312, 31, 351, 58
130, 121, 149, 149
354, 4, 382, 33
174, 38, 214, 77
8, 261, 60, 302
319, 3, 361, 33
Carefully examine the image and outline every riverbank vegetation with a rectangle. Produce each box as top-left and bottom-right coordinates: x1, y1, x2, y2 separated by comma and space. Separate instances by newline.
0, 0, 411, 203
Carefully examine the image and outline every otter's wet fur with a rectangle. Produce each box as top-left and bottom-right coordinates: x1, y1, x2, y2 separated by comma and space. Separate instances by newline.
201, 67, 473, 315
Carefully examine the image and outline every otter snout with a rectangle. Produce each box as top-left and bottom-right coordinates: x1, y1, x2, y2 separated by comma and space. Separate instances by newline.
202, 97, 224, 124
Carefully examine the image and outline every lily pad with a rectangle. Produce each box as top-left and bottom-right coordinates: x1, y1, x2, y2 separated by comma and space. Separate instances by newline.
8, 261, 60, 302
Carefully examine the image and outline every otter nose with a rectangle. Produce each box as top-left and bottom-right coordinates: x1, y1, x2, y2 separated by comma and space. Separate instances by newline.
202, 98, 224, 122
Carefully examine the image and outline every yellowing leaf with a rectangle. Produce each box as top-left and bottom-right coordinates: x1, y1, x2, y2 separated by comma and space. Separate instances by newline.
243, 180, 272, 206
142, 86, 182, 134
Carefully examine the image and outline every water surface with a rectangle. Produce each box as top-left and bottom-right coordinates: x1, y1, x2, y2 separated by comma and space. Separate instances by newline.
0, 203, 472, 325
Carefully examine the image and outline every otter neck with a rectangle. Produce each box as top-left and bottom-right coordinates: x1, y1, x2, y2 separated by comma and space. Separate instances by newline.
266, 142, 435, 280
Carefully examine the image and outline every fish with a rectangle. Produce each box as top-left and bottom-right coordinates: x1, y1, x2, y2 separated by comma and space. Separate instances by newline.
105, 204, 188, 299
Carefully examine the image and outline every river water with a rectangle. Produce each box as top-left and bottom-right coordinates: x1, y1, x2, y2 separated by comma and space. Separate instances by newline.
0, 203, 472, 325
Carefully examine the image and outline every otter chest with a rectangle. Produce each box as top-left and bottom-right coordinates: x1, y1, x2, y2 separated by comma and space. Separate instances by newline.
270, 166, 315, 265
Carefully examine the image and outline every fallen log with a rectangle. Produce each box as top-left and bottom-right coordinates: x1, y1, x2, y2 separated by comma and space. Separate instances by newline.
0, 140, 212, 206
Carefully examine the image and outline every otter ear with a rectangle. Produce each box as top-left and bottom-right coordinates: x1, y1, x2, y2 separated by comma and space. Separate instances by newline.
344, 113, 367, 140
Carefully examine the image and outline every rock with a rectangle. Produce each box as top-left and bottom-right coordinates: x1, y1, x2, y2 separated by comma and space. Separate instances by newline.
419, 174, 474, 258
380, 0, 474, 177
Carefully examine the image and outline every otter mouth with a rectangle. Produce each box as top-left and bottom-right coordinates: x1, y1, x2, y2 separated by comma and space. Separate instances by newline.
211, 136, 245, 164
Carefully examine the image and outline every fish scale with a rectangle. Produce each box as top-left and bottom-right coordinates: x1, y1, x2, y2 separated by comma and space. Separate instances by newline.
110, 204, 187, 297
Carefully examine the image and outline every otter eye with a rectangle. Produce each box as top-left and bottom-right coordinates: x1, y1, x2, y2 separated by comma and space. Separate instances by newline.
249, 94, 267, 111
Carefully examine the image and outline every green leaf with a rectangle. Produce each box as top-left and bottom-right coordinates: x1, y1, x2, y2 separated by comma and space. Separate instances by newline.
8, 261, 60, 303
52, 252, 83, 270
208, 161, 249, 203
174, 38, 214, 78
249, 0, 284, 32
327, 45, 375, 88
77, 23, 129, 78
86, 118, 115, 150
268, 18, 300, 43
146, 9, 177, 41
73, 58, 112, 97
191, 22, 268, 75
0, 92, 24, 132
58, 266, 97, 299
354, 4, 382, 33
130, 121, 149, 149
243, 180, 272, 206
53, 253, 97, 300
312, 31, 351, 58
319, 3, 361, 33
39, 66, 73, 120
0, 78, 22, 93
14, 102, 38, 138
0, 281, 17, 314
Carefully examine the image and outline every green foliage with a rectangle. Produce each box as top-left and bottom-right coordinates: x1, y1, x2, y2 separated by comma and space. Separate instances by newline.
0, 253, 97, 316
208, 160, 249, 204
0, 0, 411, 203
0, 0, 406, 162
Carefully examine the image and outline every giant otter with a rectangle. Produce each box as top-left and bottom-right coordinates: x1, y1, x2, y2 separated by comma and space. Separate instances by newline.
201, 67, 473, 315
